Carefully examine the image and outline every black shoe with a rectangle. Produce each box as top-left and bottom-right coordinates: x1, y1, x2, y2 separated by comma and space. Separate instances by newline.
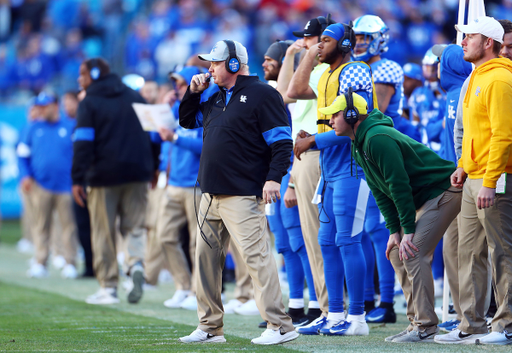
364, 300, 375, 314
258, 321, 267, 328
365, 302, 396, 323
288, 307, 309, 327
306, 308, 322, 321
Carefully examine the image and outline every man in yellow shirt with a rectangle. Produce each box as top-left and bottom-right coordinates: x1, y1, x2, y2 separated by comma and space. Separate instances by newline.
436, 16, 512, 346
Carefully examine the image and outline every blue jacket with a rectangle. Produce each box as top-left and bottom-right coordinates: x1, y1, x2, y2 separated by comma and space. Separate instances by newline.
439, 45, 472, 164
18, 118, 74, 193
168, 102, 203, 187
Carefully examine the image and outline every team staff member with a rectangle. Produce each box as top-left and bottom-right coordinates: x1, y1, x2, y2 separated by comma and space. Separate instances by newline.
324, 91, 460, 343
281, 16, 334, 320
19, 92, 78, 279
72, 58, 160, 305
438, 16, 512, 346
178, 40, 297, 345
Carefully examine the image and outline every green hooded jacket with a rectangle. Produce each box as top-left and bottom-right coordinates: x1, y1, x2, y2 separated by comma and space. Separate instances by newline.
352, 109, 456, 235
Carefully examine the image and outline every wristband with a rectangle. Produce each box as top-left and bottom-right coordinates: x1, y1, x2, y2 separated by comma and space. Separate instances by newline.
288, 183, 295, 189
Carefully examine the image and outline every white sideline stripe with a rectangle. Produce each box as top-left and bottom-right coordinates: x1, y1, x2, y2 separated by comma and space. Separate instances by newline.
352, 179, 370, 237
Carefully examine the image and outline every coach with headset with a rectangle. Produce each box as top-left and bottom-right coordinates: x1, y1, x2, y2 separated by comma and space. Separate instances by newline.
324, 90, 460, 343
178, 40, 297, 345
72, 58, 160, 306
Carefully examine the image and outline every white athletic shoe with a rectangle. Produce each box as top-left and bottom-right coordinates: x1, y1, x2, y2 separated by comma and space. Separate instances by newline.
223, 299, 243, 314
85, 288, 120, 305
16, 239, 34, 254
179, 329, 226, 343
234, 299, 259, 316
158, 269, 173, 283
434, 329, 487, 344
180, 295, 198, 311
122, 279, 134, 292
143, 283, 157, 291
61, 264, 78, 279
251, 328, 299, 345
329, 315, 369, 336
476, 331, 512, 345
52, 255, 66, 270
163, 290, 191, 308
393, 327, 439, 343
385, 329, 409, 342
27, 263, 49, 278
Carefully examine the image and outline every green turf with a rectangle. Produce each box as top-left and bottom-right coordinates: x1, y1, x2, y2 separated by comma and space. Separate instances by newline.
0, 282, 296, 352
1, 221, 512, 352
0, 219, 22, 245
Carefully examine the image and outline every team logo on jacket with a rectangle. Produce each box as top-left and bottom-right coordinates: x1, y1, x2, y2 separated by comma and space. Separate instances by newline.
240, 95, 247, 103
476, 86, 481, 96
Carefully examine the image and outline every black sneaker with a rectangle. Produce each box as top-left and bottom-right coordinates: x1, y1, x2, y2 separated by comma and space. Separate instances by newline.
366, 302, 396, 323
288, 308, 309, 327
364, 300, 375, 314
258, 321, 267, 328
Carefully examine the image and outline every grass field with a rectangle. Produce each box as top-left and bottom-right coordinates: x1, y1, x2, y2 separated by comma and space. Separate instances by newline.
1, 220, 511, 352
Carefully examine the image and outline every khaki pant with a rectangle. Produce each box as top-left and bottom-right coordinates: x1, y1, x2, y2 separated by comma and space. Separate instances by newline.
87, 182, 147, 288
443, 215, 462, 321
458, 176, 512, 334
195, 194, 294, 335
20, 189, 35, 242
31, 182, 77, 266
144, 187, 167, 285
156, 185, 199, 292
230, 238, 253, 302
389, 187, 461, 333
290, 150, 328, 314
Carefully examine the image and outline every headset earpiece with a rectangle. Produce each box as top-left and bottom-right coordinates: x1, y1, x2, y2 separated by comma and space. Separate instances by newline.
224, 40, 240, 74
337, 24, 356, 54
343, 87, 360, 126
89, 58, 100, 81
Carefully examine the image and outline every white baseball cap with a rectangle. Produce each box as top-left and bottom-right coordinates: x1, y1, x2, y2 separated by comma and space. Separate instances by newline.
455, 16, 504, 44
198, 40, 249, 64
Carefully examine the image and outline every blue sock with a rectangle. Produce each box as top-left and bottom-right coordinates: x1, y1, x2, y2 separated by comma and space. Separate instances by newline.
320, 244, 344, 313
340, 243, 366, 315
370, 226, 395, 304
296, 244, 317, 302
432, 240, 444, 280
281, 248, 304, 299
361, 231, 375, 302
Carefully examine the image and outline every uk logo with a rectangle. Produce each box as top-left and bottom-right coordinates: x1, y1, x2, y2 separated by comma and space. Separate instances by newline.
476, 86, 481, 96
305, 21, 310, 29
240, 95, 247, 103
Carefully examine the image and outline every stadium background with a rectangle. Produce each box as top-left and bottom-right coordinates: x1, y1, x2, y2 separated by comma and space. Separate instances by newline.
0, 0, 510, 218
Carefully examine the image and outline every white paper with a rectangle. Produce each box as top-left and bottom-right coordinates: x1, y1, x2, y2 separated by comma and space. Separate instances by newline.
496, 173, 507, 194
132, 103, 177, 132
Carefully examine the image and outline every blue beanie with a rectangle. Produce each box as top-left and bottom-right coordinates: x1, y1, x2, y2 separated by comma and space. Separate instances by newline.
322, 23, 345, 41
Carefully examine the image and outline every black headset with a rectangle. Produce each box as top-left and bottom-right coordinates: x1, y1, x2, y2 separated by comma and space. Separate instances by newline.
344, 87, 360, 126
89, 58, 101, 81
337, 22, 356, 55
223, 40, 240, 74
316, 14, 335, 41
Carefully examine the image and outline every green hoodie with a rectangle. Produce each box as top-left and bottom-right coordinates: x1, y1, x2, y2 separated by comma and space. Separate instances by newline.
353, 109, 455, 235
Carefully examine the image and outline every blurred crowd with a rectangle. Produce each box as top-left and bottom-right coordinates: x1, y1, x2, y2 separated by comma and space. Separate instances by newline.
2, 0, 512, 103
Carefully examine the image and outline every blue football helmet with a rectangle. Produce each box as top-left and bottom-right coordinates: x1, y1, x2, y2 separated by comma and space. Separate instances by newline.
421, 48, 439, 81
352, 15, 389, 62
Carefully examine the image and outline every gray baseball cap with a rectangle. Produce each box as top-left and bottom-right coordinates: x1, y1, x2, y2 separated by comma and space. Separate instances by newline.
198, 40, 249, 64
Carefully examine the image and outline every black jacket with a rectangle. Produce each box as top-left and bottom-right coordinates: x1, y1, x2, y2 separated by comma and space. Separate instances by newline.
72, 74, 159, 187
180, 75, 292, 197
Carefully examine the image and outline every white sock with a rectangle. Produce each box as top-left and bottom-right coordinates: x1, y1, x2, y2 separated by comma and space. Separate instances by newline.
288, 298, 304, 309
308, 300, 320, 309
327, 312, 345, 322
347, 313, 365, 322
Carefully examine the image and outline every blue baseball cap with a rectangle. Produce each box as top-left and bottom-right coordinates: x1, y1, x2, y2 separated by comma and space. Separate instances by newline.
403, 63, 423, 81
322, 23, 345, 41
170, 66, 202, 85
34, 92, 57, 106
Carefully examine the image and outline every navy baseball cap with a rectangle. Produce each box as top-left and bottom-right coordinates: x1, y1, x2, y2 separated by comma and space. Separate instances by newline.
34, 92, 57, 106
